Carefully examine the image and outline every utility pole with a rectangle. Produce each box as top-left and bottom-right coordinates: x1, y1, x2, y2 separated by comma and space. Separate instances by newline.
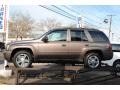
77, 16, 81, 28
112, 32, 114, 41
107, 15, 115, 39
77, 15, 83, 28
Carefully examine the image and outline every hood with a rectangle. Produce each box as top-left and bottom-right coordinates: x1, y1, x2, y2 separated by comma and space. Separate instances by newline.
8, 39, 37, 45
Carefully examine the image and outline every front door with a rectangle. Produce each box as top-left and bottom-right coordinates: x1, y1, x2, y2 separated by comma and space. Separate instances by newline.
38, 29, 69, 61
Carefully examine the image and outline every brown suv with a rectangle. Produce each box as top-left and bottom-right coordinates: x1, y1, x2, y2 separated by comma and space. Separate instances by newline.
4, 28, 113, 68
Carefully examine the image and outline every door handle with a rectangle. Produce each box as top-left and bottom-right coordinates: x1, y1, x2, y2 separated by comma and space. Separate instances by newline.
62, 44, 66, 47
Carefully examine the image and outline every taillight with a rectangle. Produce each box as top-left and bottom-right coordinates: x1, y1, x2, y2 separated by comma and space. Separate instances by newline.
107, 44, 112, 51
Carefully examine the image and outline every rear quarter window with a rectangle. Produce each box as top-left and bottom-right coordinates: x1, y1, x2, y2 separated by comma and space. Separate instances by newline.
89, 31, 109, 42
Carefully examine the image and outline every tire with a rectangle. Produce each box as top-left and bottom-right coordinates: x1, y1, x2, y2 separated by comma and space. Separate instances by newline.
84, 53, 101, 69
13, 50, 32, 68
113, 61, 120, 71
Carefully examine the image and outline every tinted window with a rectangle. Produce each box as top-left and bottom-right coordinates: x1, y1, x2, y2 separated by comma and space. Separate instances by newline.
71, 30, 88, 41
47, 30, 67, 42
89, 31, 109, 42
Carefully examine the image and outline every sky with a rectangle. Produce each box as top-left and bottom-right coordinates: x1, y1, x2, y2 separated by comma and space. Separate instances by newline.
9, 5, 76, 24
9, 5, 120, 42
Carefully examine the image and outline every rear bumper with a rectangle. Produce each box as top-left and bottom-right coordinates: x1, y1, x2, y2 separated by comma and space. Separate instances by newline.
102, 51, 113, 60
3, 51, 12, 62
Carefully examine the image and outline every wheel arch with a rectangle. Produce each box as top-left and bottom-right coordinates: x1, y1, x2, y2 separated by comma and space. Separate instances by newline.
10, 48, 34, 61
84, 50, 103, 60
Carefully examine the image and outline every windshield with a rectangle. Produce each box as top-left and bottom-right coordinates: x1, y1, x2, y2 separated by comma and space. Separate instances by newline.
32, 31, 48, 40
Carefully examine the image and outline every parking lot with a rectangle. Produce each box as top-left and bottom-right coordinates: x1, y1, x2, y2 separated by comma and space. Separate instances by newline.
0, 52, 120, 85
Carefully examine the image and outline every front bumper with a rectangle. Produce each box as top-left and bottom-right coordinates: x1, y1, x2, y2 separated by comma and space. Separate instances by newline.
3, 50, 12, 62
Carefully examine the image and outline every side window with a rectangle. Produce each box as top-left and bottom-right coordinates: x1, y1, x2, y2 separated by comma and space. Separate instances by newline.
71, 30, 88, 41
89, 31, 109, 42
47, 30, 67, 42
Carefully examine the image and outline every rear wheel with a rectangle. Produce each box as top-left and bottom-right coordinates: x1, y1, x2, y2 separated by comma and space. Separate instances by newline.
13, 50, 32, 68
84, 53, 101, 69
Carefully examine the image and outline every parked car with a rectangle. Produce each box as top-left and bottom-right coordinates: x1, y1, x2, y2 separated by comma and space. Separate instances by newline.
4, 28, 113, 68
102, 44, 120, 68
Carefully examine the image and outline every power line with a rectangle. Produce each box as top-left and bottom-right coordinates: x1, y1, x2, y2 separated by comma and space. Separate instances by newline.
62, 5, 104, 27
84, 20, 108, 29
52, 5, 84, 28
84, 21, 102, 29
63, 5, 100, 24
39, 5, 105, 29
62, 5, 80, 15
84, 16, 102, 24
51, 5, 104, 29
51, 5, 77, 19
39, 5, 76, 21
63, 5, 103, 20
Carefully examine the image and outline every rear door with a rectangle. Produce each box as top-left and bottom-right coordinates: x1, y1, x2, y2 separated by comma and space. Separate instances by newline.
69, 29, 89, 60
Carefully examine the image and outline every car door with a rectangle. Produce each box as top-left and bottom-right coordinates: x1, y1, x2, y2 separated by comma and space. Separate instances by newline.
69, 29, 89, 61
38, 29, 69, 61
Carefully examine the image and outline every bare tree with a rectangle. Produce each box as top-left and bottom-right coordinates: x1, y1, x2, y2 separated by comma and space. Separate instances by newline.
37, 18, 62, 31
9, 11, 34, 40
30, 18, 77, 38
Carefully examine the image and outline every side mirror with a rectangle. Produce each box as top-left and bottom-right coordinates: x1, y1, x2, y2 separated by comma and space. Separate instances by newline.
42, 36, 48, 43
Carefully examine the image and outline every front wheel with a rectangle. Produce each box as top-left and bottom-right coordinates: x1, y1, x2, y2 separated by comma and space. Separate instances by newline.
84, 53, 101, 69
13, 50, 32, 68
